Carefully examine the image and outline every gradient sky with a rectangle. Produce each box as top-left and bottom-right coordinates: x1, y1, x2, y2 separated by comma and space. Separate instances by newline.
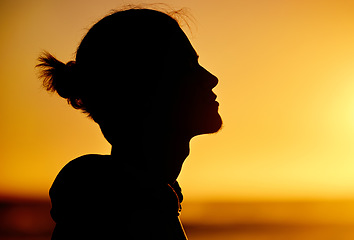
1, 0, 354, 201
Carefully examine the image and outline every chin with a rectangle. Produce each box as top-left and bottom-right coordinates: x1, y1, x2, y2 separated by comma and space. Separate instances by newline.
193, 112, 223, 137
206, 113, 223, 133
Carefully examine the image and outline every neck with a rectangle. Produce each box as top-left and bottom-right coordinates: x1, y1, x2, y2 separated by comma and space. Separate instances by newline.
111, 133, 191, 185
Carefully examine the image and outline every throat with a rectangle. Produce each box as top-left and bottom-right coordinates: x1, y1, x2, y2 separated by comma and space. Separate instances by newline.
111, 136, 190, 185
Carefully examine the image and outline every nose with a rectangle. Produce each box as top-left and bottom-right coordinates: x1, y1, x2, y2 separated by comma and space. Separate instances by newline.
201, 66, 219, 89
210, 73, 219, 89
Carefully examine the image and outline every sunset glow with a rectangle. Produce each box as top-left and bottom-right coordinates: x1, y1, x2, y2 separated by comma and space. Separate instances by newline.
1, 0, 354, 202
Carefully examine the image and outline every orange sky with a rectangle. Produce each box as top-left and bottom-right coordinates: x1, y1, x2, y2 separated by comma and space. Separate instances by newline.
1, 0, 354, 201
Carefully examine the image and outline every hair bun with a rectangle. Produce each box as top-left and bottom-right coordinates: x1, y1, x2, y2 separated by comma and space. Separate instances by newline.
36, 52, 80, 105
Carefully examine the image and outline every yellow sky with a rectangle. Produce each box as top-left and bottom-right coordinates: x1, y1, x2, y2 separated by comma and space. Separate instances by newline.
1, 0, 354, 201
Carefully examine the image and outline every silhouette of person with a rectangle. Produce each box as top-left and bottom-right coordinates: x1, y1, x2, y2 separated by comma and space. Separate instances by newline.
37, 8, 222, 240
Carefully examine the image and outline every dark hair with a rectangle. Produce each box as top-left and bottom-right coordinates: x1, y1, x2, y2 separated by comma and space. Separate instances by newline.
37, 53, 82, 108
36, 8, 186, 123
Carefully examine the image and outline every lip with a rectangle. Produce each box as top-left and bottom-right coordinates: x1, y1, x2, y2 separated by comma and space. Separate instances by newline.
208, 93, 219, 107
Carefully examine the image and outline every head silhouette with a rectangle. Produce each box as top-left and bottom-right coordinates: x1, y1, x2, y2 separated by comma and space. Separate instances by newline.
37, 8, 222, 146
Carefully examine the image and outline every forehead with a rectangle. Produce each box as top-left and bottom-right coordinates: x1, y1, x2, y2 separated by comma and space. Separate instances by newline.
169, 27, 198, 60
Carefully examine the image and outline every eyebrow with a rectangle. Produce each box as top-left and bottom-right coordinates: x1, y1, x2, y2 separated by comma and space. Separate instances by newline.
190, 47, 199, 60
193, 52, 199, 60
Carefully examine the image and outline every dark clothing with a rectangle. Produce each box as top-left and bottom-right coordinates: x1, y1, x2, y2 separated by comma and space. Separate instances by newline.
49, 154, 187, 239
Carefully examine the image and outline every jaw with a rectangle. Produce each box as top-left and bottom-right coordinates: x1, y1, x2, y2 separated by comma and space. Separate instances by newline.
190, 111, 223, 137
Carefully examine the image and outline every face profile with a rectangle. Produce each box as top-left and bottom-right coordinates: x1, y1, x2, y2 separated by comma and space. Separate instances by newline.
37, 7, 222, 240
178, 59, 222, 137
152, 25, 222, 139
173, 60, 222, 137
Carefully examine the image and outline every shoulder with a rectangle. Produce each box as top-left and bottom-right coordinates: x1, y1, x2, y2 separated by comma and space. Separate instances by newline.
53, 154, 111, 180
49, 154, 123, 221
59, 153, 112, 172
49, 154, 114, 198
